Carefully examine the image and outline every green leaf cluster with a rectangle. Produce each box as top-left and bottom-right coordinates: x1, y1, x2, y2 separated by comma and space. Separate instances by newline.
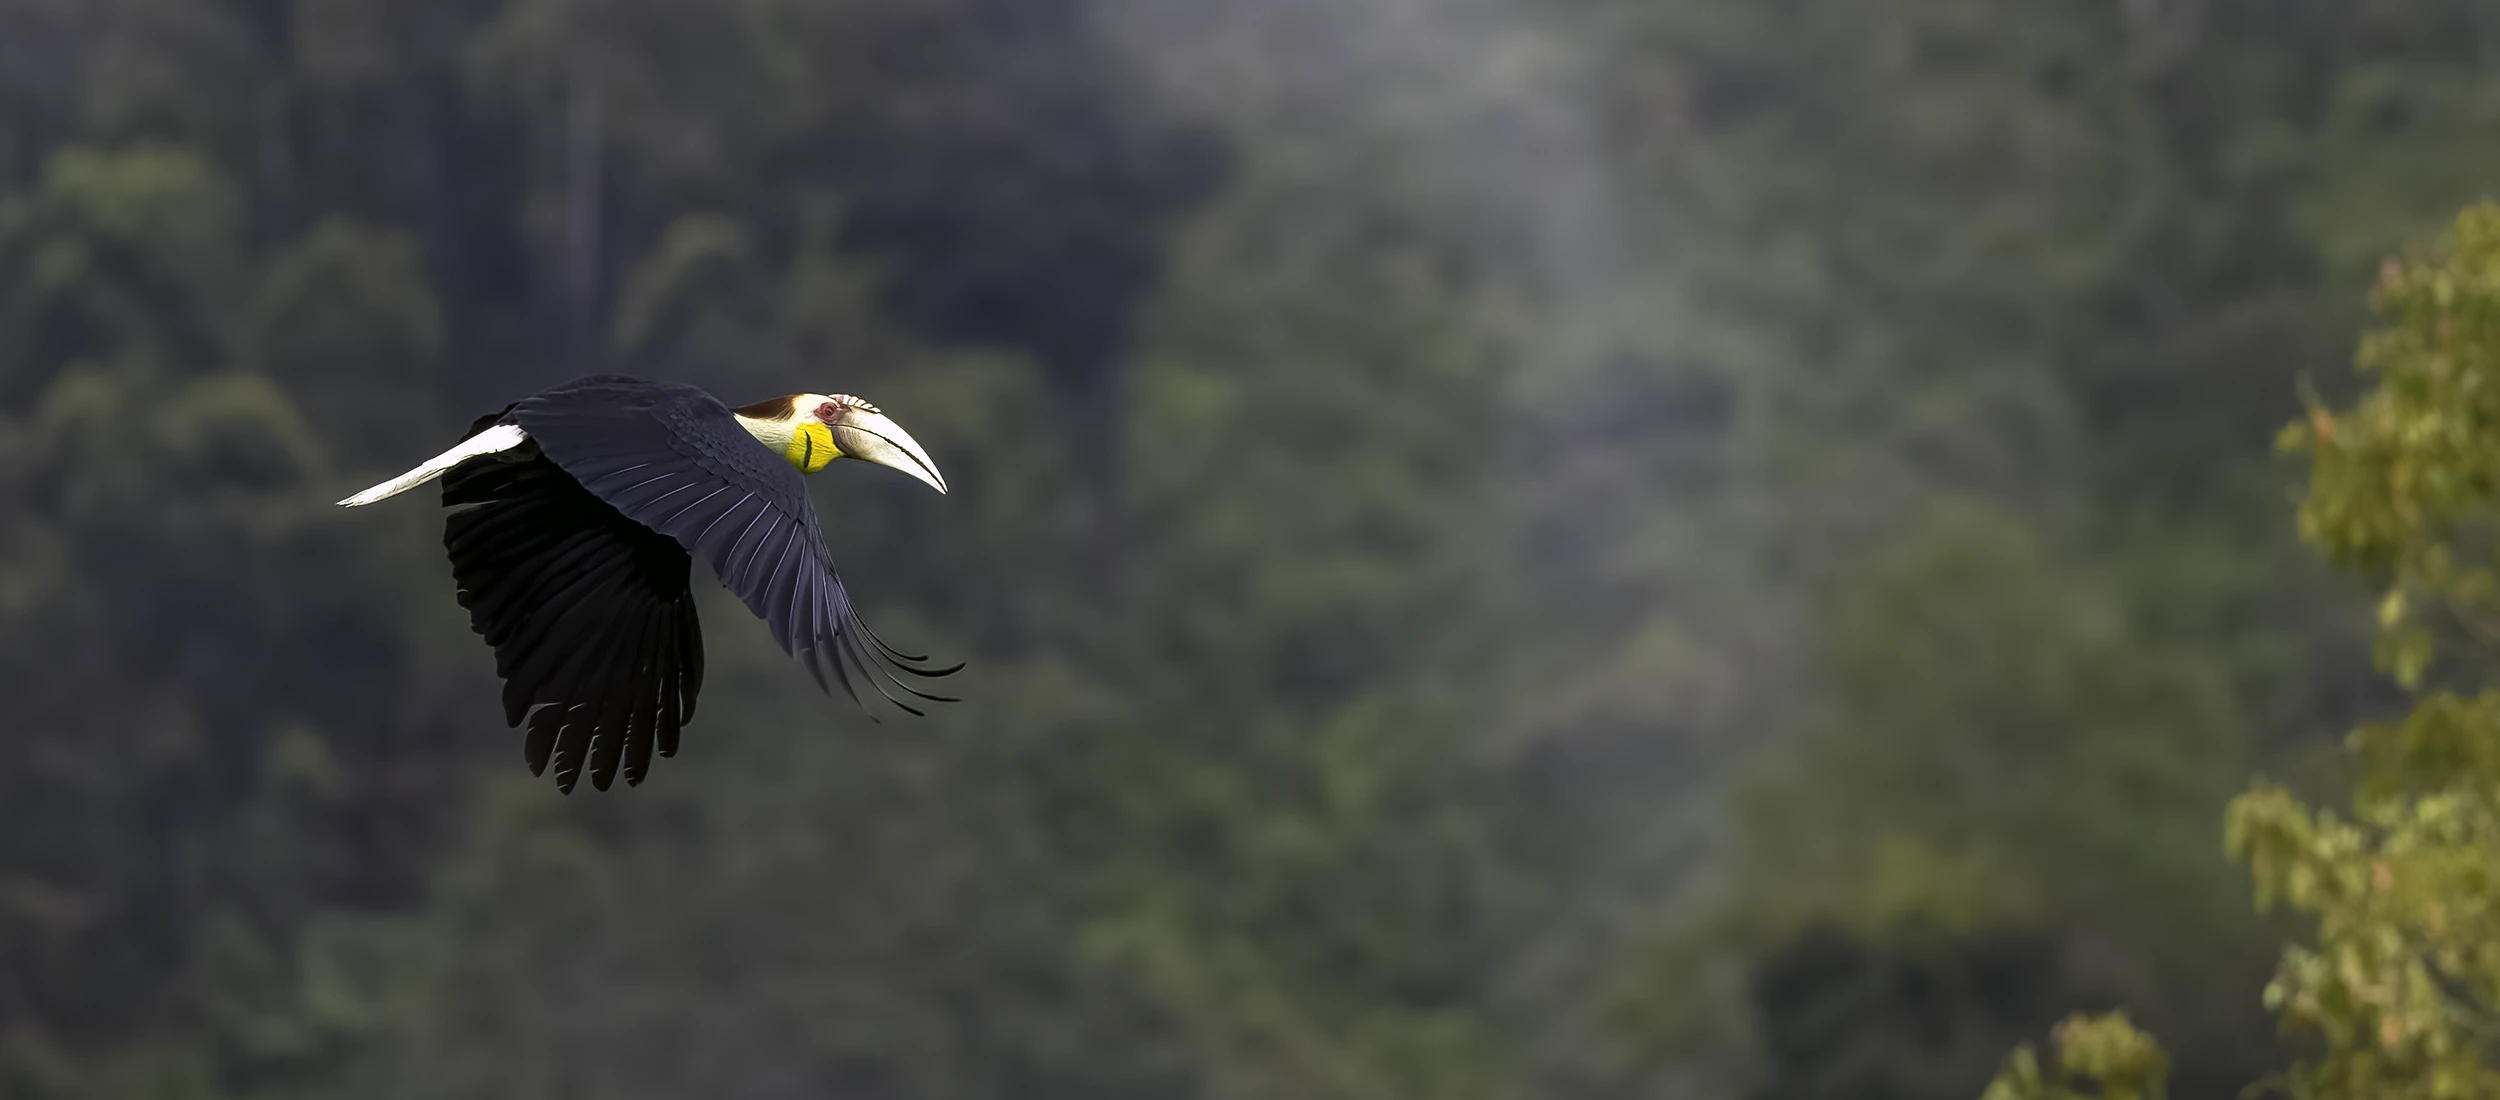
1985, 202, 2500, 1100
1983, 1012, 2171, 1100
2239, 202, 2500, 1100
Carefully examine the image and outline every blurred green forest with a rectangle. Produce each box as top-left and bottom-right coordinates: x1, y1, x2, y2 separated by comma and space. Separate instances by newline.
0, 1, 2494, 1098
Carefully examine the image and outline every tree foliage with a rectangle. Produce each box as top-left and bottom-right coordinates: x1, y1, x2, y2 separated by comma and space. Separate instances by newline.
1988, 202, 2500, 1100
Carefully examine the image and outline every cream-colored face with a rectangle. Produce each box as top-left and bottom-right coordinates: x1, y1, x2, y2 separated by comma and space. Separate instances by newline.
784, 393, 845, 474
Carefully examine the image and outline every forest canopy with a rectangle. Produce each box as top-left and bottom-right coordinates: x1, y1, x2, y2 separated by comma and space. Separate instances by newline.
0, 2, 2496, 1099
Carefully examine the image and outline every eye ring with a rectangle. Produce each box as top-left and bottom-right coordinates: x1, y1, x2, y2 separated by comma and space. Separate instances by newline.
816, 400, 842, 422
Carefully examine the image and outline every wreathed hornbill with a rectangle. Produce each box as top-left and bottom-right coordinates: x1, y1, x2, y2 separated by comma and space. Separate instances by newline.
339, 374, 959, 793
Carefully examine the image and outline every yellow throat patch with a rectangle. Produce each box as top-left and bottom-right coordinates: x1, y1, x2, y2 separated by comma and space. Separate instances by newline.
785, 420, 840, 474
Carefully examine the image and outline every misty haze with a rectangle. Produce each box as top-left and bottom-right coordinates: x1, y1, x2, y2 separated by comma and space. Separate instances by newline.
2, 2, 2498, 1099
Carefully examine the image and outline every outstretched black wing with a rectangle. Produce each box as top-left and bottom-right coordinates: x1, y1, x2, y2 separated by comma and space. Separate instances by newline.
509, 375, 958, 722
442, 409, 703, 793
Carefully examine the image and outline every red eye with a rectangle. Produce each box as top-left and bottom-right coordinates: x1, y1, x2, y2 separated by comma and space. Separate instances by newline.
816, 401, 841, 422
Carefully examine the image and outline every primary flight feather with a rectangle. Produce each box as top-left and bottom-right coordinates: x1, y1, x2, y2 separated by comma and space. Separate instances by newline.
340, 374, 960, 794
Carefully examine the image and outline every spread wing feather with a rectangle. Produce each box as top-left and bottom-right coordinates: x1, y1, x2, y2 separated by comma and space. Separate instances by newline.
509, 376, 959, 723
441, 408, 702, 794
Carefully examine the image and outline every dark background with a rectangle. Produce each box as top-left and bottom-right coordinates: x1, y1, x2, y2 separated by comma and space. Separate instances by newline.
0, 1, 2493, 1097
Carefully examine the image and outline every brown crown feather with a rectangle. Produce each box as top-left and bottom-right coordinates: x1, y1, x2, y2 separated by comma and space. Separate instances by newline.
732, 394, 800, 419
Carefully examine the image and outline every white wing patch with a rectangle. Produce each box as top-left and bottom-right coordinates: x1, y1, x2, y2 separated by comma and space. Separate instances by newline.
337, 423, 530, 507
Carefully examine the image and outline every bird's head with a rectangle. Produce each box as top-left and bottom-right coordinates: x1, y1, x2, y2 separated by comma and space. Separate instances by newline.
733, 392, 947, 493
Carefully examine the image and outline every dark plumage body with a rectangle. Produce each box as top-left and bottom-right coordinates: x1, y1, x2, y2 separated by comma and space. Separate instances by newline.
348, 375, 957, 793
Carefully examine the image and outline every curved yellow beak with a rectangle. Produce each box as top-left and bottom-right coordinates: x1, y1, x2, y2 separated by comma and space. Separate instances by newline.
829, 405, 947, 494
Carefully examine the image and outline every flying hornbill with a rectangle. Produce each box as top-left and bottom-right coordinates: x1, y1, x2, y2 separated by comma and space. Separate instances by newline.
339, 374, 960, 793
